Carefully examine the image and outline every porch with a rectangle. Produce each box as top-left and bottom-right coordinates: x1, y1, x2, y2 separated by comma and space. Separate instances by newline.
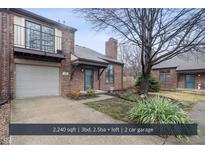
69, 55, 109, 91
176, 70, 205, 91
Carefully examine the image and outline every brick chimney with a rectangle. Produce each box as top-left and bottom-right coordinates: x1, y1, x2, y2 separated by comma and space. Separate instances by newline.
105, 38, 118, 60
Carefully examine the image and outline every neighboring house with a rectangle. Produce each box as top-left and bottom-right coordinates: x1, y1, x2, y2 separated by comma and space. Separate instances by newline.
0, 8, 123, 99
152, 53, 205, 91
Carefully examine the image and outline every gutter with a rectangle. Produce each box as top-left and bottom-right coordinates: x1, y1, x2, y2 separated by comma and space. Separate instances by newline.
71, 56, 109, 65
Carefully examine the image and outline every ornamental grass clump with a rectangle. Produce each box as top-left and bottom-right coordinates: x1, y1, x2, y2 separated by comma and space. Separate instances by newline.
128, 96, 191, 124
128, 96, 192, 142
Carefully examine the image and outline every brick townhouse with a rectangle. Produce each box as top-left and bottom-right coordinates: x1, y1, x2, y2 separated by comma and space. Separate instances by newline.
0, 8, 123, 100
152, 53, 205, 91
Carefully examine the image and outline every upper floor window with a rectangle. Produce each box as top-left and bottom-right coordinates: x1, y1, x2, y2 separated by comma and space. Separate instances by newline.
26, 21, 55, 52
160, 69, 171, 83
105, 65, 114, 83
41, 26, 55, 52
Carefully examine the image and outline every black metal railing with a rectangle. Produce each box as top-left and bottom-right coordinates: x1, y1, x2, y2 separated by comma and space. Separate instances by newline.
14, 24, 62, 53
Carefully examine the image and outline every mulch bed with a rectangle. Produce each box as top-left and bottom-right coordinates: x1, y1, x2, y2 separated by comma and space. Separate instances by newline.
85, 98, 135, 122
0, 101, 10, 145
66, 95, 99, 100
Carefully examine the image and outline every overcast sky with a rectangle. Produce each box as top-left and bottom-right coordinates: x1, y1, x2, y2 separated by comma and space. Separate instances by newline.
26, 8, 114, 54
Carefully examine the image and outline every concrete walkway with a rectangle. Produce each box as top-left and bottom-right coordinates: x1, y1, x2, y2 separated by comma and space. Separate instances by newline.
190, 102, 205, 144
10, 95, 164, 144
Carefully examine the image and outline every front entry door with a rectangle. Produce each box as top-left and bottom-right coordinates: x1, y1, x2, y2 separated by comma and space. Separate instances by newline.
185, 74, 195, 89
84, 69, 93, 90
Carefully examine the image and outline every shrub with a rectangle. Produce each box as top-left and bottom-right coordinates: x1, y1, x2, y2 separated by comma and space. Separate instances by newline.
66, 89, 81, 100
128, 96, 191, 124
64, 93, 71, 97
73, 89, 81, 96
87, 88, 95, 97
128, 96, 192, 141
135, 74, 160, 92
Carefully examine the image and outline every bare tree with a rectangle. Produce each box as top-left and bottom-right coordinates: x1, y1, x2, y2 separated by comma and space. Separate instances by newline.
76, 8, 205, 95
118, 42, 141, 77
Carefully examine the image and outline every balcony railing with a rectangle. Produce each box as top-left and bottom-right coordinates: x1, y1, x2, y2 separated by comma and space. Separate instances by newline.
14, 24, 62, 54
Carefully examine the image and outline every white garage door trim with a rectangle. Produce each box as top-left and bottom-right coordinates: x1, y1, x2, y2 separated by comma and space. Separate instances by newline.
15, 64, 60, 99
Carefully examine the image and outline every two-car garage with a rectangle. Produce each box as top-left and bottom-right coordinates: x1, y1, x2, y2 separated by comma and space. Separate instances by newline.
15, 59, 60, 99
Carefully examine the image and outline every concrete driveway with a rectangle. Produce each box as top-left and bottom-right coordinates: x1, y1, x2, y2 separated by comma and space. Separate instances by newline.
190, 102, 205, 144
10, 95, 164, 144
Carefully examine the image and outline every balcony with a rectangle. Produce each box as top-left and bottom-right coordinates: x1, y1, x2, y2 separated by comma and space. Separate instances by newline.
14, 24, 64, 60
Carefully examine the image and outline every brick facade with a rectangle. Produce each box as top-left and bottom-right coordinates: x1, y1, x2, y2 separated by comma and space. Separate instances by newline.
105, 38, 118, 60
69, 67, 85, 91
152, 68, 205, 90
176, 73, 205, 89
61, 30, 75, 95
0, 11, 14, 99
67, 63, 123, 92
195, 73, 205, 89
99, 64, 123, 91
152, 68, 177, 90
0, 9, 123, 99
67, 37, 123, 92
178, 74, 185, 89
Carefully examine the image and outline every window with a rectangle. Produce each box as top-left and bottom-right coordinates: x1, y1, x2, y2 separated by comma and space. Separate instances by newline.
42, 26, 55, 52
26, 21, 41, 50
160, 69, 171, 83
105, 65, 114, 83
26, 21, 55, 52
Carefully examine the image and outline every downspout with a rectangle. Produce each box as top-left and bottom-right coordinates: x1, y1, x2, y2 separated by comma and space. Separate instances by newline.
6, 14, 10, 100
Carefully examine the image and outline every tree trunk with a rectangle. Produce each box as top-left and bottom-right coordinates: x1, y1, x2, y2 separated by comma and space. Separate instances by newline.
139, 69, 151, 96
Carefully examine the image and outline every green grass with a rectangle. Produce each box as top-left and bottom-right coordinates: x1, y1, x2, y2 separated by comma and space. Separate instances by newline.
85, 94, 193, 142
85, 98, 136, 122
150, 91, 205, 103
85, 93, 190, 122
150, 91, 205, 111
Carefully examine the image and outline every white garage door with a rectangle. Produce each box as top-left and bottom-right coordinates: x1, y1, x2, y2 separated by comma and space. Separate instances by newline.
15, 64, 60, 98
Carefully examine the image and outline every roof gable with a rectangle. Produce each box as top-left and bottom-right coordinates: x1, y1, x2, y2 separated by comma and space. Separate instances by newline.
74, 45, 123, 65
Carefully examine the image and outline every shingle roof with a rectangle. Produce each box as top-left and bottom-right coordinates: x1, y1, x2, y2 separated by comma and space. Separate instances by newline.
74, 45, 123, 64
153, 52, 205, 71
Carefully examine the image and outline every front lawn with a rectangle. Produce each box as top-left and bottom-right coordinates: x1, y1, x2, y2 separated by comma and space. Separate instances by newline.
85, 95, 192, 142
150, 91, 205, 108
86, 90, 193, 123
85, 98, 136, 122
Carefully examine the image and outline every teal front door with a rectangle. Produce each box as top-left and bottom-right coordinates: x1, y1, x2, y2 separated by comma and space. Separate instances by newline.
185, 75, 195, 89
84, 69, 93, 90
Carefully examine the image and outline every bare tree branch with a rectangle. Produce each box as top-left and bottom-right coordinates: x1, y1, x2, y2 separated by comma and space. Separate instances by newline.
75, 8, 205, 94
